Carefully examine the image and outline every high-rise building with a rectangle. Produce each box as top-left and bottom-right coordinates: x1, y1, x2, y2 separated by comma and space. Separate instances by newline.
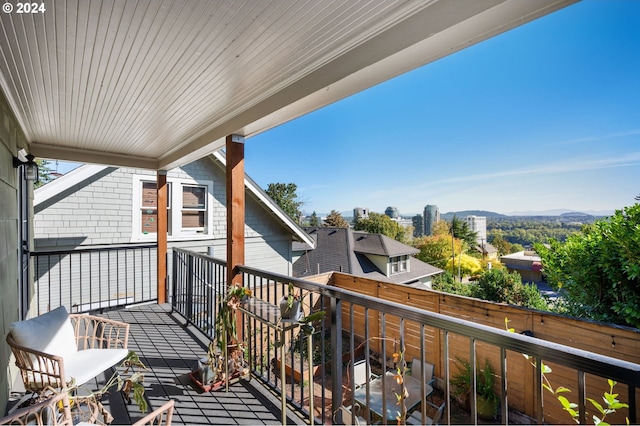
412, 214, 423, 237
465, 215, 487, 245
384, 206, 400, 219
423, 205, 440, 236
353, 207, 369, 220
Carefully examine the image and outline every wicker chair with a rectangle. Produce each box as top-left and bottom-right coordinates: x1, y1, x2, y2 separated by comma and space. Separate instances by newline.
0, 392, 73, 426
6, 306, 130, 393
133, 400, 175, 426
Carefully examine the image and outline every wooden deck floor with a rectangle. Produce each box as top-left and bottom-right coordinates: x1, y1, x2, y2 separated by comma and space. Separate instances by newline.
7, 303, 307, 425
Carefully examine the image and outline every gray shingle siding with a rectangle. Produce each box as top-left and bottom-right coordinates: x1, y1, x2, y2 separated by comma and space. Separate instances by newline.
35, 166, 132, 246
34, 156, 294, 277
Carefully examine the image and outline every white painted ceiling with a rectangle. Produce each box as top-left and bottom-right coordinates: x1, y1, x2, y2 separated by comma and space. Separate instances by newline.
0, 0, 576, 170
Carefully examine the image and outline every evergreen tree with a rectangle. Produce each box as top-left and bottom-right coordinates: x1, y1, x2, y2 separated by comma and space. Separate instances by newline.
449, 215, 478, 247
309, 211, 320, 226
323, 210, 349, 228
265, 183, 303, 223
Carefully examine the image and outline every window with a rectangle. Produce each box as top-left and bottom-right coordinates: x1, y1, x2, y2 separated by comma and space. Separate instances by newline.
390, 256, 408, 274
140, 181, 171, 235
133, 175, 212, 241
181, 185, 207, 232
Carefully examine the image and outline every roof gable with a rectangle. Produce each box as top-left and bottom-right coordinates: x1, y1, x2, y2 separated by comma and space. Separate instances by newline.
293, 227, 441, 284
34, 155, 314, 247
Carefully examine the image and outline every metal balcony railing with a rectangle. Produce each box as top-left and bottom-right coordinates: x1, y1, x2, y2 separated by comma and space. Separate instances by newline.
171, 248, 640, 425
32, 244, 157, 315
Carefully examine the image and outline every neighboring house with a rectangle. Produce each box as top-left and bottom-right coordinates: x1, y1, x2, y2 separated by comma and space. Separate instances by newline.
34, 152, 314, 310
293, 227, 442, 288
475, 242, 499, 260
500, 250, 544, 283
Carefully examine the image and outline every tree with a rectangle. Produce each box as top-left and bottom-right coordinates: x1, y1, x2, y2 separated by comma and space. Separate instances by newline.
535, 204, 640, 328
413, 235, 461, 269
266, 183, 303, 223
432, 220, 451, 237
470, 269, 548, 310
489, 235, 524, 256
323, 210, 349, 228
308, 211, 320, 227
353, 212, 406, 242
447, 215, 478, 281
490, 235, 511, 256
432, 272, 473, 297
449, 215, 478, 248
445, 254, 482, 277
433, 269, 548, 310
34, 159, 54, 188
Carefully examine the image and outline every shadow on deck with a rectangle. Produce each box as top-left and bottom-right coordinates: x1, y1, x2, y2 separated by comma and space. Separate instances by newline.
8, 303, 307, 425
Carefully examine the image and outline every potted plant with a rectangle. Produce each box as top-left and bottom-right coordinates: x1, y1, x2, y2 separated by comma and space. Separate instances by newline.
275, 283, 326, 381
192, 285, 251, 391
62, 351, 148, 423
279, 282, 303, 321
279, 282, 326, 328
451, 357, 499, 420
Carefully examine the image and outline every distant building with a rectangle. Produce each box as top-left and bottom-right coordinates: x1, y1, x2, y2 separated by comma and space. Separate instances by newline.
385, 206, 400, 219
412, 214, 423, 237
423, 205, 440, 236
354, 207, 369, 220
500, 250, 543, 283
395, 217, 414, 237
475, 242, 499, 260
465, 215, 487, 245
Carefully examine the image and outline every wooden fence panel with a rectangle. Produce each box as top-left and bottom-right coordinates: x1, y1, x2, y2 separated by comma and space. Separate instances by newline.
328, 272, 640, 424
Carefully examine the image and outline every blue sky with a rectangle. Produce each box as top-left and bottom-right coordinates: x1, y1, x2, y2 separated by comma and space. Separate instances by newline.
244, 0, 640, 216
56, 1, 640, 217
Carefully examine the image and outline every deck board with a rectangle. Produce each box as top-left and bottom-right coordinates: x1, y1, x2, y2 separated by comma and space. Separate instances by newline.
6, 303, 306, 425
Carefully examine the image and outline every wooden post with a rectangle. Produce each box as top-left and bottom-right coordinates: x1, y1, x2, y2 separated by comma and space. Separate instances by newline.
157, 170, 168, 304
226, 134, 245, 286
226, 135, 245, 341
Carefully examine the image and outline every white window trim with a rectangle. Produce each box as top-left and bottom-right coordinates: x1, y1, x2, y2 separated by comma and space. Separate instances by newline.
389, 255, 409, 275
131, 174, 214, 242
180, 184, 208, 234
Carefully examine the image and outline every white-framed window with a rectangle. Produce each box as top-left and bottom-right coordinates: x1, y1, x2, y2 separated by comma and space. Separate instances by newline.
181, 184, 207, 233
390, 255, 408, 274
140, 181, 172, 235
132, 175, 213, 241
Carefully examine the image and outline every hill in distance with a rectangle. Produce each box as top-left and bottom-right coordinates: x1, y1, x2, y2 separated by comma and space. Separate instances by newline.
440, 209, 613, 219
313, 209, 613, 219
440, 210, 507, 220
504, 209, 613, 217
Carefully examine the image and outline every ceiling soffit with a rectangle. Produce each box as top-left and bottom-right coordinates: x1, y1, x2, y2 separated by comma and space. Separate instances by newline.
0, 0, 576, 169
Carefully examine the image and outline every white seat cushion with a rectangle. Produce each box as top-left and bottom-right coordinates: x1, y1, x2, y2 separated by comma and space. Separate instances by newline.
64, 348, 129, 386
10, 306, 78, 358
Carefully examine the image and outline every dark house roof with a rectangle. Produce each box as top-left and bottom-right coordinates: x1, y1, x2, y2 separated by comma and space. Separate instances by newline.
293, 227, 442, 285
352, 232, 419, 257
475, 242, 498, 255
